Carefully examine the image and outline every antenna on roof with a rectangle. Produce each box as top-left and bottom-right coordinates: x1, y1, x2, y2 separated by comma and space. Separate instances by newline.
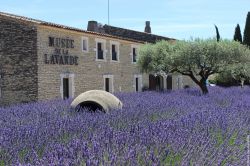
108, 0, 110, 25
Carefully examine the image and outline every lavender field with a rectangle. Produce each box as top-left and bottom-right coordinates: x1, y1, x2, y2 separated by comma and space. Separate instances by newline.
0, 87, 250, 165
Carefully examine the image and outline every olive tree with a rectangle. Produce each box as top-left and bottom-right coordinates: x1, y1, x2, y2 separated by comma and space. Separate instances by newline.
230, 63, 250, 88
138, 39, 250, 94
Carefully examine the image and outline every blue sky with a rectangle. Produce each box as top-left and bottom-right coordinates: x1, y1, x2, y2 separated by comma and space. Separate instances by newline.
0, 0, 249, 40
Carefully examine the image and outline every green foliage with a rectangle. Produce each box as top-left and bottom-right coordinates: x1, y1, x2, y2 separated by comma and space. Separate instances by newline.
161, 150, 182, 165
230, 63, 250, 87
234, 24, 242, 43
139, 39, 249, 76
215, 49, 250, 87
243, 12, 250, 47
213, 70, 238, 87
214, 25, 220, 42
18, 148, 29, 163
36, 145, 46, 159
228, 132, 238, 146
0, 160, 5, 166
215, 131, 224, 147
138, 39, 250, 93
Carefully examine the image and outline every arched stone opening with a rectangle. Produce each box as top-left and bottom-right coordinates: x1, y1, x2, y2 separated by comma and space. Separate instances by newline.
71, 90, 123, 113
77, 101, 104, 112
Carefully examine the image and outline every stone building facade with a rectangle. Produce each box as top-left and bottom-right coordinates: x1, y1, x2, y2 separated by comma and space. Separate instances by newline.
0, 12, 195, 106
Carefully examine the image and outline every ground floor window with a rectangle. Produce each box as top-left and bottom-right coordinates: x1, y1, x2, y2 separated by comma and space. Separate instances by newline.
177, 75, 183, 89
60, 73, 75, 99
149, 74, 164, 91
63, 78, 69, 99
103, 75, 114, 93
166, 75, 173, 90
134, 74, 142, 92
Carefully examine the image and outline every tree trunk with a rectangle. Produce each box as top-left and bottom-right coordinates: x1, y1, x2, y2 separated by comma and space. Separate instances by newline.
240, 79, 245, 88
187, 73, 209, 95
199, 82, 209, 94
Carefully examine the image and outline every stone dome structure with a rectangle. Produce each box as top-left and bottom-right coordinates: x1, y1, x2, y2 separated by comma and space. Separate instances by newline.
71, 90, 123, 112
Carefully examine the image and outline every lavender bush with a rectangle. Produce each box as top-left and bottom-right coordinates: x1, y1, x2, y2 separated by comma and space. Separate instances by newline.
0, 87, 250, 165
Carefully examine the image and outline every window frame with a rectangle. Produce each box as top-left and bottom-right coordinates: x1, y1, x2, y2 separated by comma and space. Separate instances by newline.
110, 41, 120, 62
59, 73, 75, 99
103, 74, 114, 93
95, 38, 107, 61
133, 74, 143, 92
81, 36, 89, 53
177, 75, 183, 89
131, 45, 139, 64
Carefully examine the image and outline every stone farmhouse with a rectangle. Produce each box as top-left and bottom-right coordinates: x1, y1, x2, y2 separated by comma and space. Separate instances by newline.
0, 12, 195, 106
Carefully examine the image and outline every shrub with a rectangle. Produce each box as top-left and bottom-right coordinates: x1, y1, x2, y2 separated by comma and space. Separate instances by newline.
0, 87, 249, 165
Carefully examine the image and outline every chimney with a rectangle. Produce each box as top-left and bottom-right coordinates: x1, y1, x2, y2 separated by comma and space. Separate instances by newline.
87, 21, 98, 32
144, 21, 151, 33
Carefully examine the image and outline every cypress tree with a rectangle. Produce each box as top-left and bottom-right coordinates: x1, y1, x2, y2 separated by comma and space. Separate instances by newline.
234, 24, 242, 43
243, 12, 250, 46
214, 25, 220, 42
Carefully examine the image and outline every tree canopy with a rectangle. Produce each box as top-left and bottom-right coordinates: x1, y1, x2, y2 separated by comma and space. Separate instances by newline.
230, 63, 250, 88
243, 12, 250, 46
214, 25, 220, 42
234, 24, 243, 43
138, 39, 250, 94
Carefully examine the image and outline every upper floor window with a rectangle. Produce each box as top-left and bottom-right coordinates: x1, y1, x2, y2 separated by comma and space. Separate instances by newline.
97, 42, 103, 59
133, 48, 137, 62
110, 41, 120, 62
49, 37, 54, 47
131, 45, 138, 63
82, 37, 89, 52
95, 39, 106, 61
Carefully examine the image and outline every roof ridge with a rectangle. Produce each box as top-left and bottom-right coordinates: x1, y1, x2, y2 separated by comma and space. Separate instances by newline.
103, 24, 175, 40
0, 11, 144, 43
0, 11, 43, 24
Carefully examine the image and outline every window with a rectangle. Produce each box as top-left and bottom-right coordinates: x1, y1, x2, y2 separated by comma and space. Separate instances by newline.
103, 75, 114, 93
49, 37, 54, 47
177, 75, 183, 89
133, 48, 136, 62
131, 45, 139, 63
63, 78, 69, 99
134, 75, 142, 92
105, 78, 110, 92
60, 73, 75, 99
112, 45, 117, 61
82, 37, 89, 52
97, 42, 103, 59
95, 39, 106, 61
135, 77, 139, 92
110, 41, 120, 62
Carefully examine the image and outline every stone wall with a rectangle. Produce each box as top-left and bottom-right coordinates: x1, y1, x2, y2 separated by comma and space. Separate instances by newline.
172, 74, 196, 90
0, 14, 196, 106
0, 16, 38, 106
37, 25, 148, 101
